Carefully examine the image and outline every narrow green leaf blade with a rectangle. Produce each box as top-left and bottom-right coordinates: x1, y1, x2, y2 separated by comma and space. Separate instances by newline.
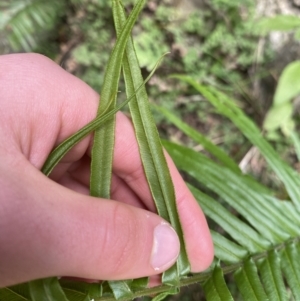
211, 230, 248, 264
281, 243, 300, 300
258, 250, 288, 301
188, 184, 269, 254
264, 195, 300, 228
154, 105, 240, 173
29, 277, 69, 301
130, 277, 148, 290
90, 0, 146, 199
234, 259, 269, 301
161, 264, 179, 287
112, 0, 190, 283
108, 280, 132, 300
291, 131, 300, 162
41, 95, 120, 176
203, 264, 234, 301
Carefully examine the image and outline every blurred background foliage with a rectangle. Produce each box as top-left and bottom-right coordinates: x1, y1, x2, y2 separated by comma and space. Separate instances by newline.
0, 0, 267, 147
0, 0, 269, 87
1, 0, 300, 300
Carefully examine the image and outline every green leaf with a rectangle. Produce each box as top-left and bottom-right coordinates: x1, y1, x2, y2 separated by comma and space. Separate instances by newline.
203, 264, 234, 301
258, 15, 300, 33
163, 140, 295, 244
154, 105, 240, 173
90, 0, 146, 199
108, 280, 132, 300
234, 258, 269, 301
274, 61, 300, 106
175, 76, 300, 211
112, 0, 190, 284
29, 278, 69, 301
151, 286, 179, 301
87, 283, 103, 299
130, 277, 148, 290
264, 195, 300, 227
281, 243, 300, 300
263, 58, 300, 137
187, 184, 270, 254
211, 231, 248, 264
99, 281, 113, 298
0, 283, 30, 301
258, 250, 288, 301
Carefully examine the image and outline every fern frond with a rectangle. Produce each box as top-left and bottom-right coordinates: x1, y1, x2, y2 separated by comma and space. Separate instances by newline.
1, 3, 300, 301
0, 0, 66, 52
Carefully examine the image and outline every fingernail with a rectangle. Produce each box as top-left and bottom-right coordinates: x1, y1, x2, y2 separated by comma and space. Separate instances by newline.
151, 223, 180, 271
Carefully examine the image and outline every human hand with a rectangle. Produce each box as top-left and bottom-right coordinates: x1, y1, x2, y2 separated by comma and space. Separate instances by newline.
0, 53, 213, 287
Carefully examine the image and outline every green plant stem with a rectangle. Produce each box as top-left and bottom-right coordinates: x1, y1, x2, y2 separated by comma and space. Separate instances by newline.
91, 237, 300, 301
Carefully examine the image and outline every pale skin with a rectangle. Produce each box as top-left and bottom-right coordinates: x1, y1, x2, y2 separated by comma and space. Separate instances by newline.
0, 53, 213, 288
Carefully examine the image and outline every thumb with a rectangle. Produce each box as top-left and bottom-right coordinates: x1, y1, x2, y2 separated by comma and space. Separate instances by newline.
0, 162, 180, 287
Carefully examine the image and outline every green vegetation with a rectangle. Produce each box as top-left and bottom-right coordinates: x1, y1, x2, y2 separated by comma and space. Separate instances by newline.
1, 0, 300, 300
0, 0, 272, 89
